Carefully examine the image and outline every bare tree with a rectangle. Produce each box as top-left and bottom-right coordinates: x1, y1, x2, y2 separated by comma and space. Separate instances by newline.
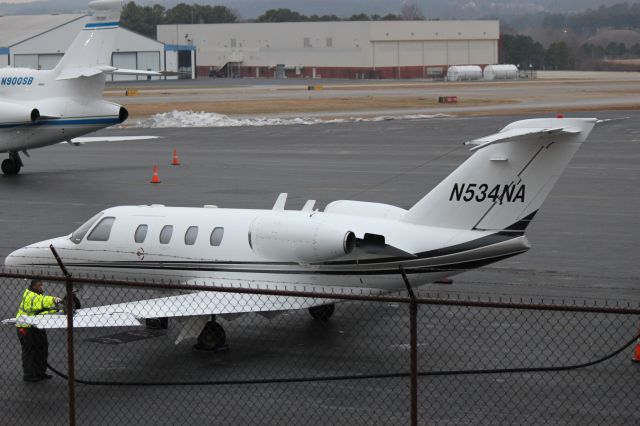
400, 1, 425, 20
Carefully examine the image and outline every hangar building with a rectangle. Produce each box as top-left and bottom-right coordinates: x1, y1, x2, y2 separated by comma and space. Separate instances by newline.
157, 20, 499, 79
0, 13, 193, 80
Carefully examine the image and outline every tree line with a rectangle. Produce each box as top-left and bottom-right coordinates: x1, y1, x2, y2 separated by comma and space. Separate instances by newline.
120, 2, 425, 38
503, 2, 640, 70
122, 1, 640, 71
121, 2, 236, 37
502, 33, 640, 70
509, 2, 640, 37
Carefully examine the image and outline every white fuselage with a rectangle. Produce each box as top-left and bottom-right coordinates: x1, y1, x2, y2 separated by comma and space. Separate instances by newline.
5, 205, 531, 294
0, 67, 124, 153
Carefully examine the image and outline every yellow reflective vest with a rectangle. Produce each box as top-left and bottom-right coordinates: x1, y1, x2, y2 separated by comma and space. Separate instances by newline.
15, 289, 58, 328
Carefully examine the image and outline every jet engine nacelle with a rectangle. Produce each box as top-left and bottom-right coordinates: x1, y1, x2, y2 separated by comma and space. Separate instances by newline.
81, 100, 128, 124
249, 216, 356, 263
0, 101, 40, 124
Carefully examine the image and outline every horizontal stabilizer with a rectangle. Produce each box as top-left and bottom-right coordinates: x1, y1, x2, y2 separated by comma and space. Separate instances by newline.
596, 117, 629, 126
2, 291, 334, 329
107, 68, 162, 77
465, 126, 583, 152
56, 66, 162, 81
56, 67, 104, 80
64, 136, 159, 145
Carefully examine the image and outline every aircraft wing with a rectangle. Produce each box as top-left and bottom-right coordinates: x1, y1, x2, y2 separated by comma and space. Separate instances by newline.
3, 291, 333, 329
64, 136, 160, 146
465, 126, 582, 151
106, 68, 162, 76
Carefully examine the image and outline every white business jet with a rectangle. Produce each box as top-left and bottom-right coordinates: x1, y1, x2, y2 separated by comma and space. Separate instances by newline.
0, 0, 157, 175
3, 117, 602, 349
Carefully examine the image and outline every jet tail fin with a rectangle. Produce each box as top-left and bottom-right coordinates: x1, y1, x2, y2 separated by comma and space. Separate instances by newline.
52, 1, 123, 77
402, 117, 598, 232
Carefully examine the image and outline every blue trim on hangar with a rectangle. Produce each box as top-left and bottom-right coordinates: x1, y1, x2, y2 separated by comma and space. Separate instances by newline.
165, 44, 196, 52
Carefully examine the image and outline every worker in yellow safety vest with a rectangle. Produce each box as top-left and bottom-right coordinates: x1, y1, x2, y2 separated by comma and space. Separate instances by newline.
15, 279, 61, 382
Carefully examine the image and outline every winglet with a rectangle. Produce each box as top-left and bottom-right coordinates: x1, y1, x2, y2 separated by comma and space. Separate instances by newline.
272, 193, 288, 210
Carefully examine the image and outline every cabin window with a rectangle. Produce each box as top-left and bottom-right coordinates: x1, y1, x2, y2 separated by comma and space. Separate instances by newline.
87, 217, 116, 242
210, 227, 224, 246
159, 225, 173, 244
70, 212, 103, 244
134, 224, 148, 243
185, 226, 198, 245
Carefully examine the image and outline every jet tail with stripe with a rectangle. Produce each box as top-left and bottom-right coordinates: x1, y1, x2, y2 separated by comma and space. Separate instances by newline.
402, 117, 598, 233
52, 0, 122, 79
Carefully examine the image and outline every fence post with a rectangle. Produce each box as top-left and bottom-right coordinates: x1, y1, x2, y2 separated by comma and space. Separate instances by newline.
399, 266, 418, 426
50, 245, 76, 426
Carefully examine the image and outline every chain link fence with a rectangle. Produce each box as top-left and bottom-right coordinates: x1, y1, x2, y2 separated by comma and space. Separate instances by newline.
0, 271, 638, 425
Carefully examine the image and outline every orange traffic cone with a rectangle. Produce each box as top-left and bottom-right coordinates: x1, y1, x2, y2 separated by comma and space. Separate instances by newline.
150, 165, 161, 184
633, 334, 640, 363
171, 149, 180, 166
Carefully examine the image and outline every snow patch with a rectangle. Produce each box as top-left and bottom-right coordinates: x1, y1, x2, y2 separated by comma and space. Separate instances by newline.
132, 110, 452, 128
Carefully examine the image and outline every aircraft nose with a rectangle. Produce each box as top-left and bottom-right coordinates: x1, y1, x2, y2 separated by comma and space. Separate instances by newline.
4, 247, 30, 267
4, 243, 53, 267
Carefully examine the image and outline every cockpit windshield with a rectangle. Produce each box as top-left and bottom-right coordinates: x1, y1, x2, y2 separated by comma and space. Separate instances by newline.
70, 212, 103, 244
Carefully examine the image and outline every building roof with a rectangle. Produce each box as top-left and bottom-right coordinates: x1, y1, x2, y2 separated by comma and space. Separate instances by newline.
0, 13, 86, 47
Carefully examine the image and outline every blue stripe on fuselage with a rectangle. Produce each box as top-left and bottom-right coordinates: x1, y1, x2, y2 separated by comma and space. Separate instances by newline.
0, 117, 119, 129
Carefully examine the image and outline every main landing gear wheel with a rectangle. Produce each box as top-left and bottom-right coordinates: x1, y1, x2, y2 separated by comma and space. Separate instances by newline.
308, 303, 335, 320
1, 158, 21, 175
194, 321, 227, 351
145, 317, 169, 330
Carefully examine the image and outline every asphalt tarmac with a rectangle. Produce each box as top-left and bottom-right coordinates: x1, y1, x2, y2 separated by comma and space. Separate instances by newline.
0, 112, 639, 424
105, 76, 640, 119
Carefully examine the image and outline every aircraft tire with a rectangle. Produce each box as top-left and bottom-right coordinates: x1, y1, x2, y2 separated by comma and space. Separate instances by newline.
196, 321, 226, 350
145, 317, 169, 330
308, 303, 335, 320
1, 158, 20, 175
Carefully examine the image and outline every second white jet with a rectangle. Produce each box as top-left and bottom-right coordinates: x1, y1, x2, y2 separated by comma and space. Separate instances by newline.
0, 0, 158, 175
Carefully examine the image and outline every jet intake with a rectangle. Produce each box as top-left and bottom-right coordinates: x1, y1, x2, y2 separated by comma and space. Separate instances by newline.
249, 216, 356, 263
0, 101, 42, 124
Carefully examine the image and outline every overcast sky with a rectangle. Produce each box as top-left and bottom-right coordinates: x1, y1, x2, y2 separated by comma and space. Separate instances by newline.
1, 0, 640, 19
